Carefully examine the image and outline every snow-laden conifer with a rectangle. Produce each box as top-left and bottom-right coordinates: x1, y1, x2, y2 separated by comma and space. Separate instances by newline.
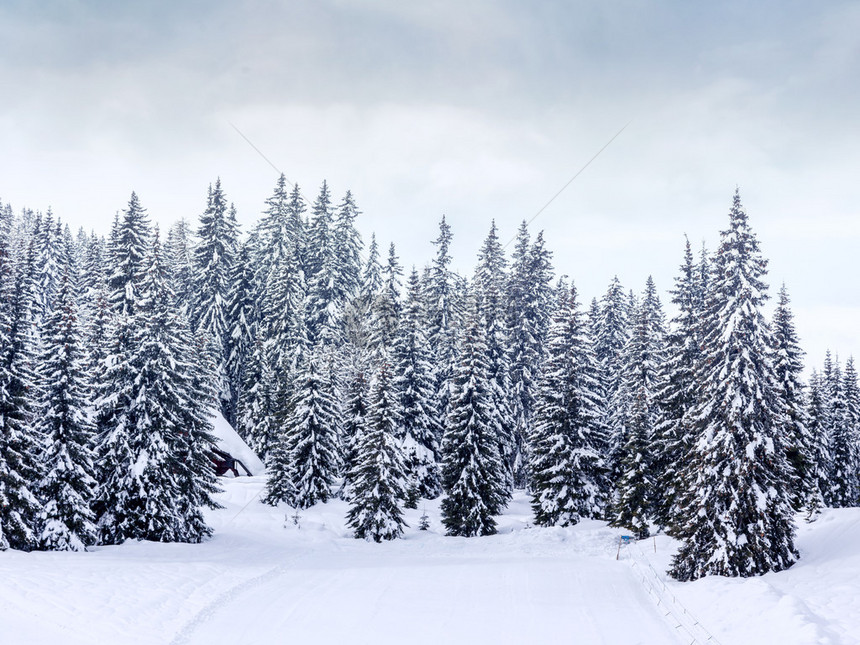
611, 277, 665, 538
0, 206, 43, 550
394, 269, 442, 502
440, 312, 508, 537
670, 190, 797, 581
345, 360, 409, 541
36, 272, 97, 551
224, 239, 258, 428
593, 275, 630, 488
473, 222, 515, 494
506, 223, 554, 487
529, 283, 605, 526
265, 335, 340, 510
824, 354, 854, 507
771, 285, 815, 511
107, 192, 150, 316
804, 370, 830, 518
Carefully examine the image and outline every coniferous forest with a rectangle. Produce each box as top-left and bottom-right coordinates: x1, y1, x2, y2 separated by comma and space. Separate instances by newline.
1, 178, 857, 581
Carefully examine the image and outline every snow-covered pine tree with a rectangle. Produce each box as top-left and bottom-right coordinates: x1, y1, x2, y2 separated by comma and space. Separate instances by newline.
593, 275, 630, 490
191, 179, 239, 414
173, 325, 223, 542
804, 370, 830, 518
653, 239, 704, 532
440, 311, 508, 537
771, 285, 815, 511
426, 216, 457, 420
304, 181, 339, 347
341, 360, 369, 480
95, 228, 209, 543
529, 283, 605, 526
394, 268, 442, 503
265, 335, 340, 510
367, 243, 402, 359
0, 204, 43, 551
255, 176, 305, 335
107, 192, 151, 316
473, 221, 515, 494
506, 223, 554, 487
164, 219, 195, 314
224, 238, 258, 428
611, 277, 665, 538
345, 360, 409, 541
238, 329, 279, 458
824, 354, 854, 507
35, 271, 97, 551
670, 189, 797, 581
32, 209, 65, 323
332, 190, 363, 313
839, 357, 859, 504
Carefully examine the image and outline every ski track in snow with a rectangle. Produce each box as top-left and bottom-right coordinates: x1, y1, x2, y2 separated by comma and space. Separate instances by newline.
168, 555, 304, 645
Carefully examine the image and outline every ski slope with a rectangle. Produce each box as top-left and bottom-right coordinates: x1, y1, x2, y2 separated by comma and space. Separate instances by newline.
1, 476, 859, 644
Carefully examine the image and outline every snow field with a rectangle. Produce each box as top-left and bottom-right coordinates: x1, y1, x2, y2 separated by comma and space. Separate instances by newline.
2, 476, 859, 644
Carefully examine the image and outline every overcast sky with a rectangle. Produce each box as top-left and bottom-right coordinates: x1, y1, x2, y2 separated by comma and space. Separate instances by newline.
1, 0, 858, 370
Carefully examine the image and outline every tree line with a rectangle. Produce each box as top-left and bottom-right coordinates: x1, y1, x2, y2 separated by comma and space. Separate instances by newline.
0, 179, 856, 581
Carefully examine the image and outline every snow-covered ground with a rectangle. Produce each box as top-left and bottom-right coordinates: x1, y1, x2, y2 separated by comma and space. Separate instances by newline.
1, 477, 858, 644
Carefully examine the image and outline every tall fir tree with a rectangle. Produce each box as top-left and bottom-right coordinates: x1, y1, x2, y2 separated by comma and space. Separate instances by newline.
771, 284, 815, 511
474, 222, 515, 493
191, 179, 239, 412
107, 192, 151, 316
506, 223, 554, 487
804, 370, 830, 518
224, 238, 258, 428
345, 360, 409, 541
670, 190, 797, 581
529, 283, 605, 526
0, 203, 43, 550
394, 268, 442, 502
265, 336, 340, 509
593, 275, 630, 490
824, 354, 854, 507
440, 313, 508, 537
611, 277, 665, 538
653, 239, 705, 532
35, 272, 97, 551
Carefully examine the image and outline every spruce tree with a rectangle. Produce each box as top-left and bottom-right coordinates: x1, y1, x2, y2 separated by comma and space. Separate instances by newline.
36, 273, 98, 551
265, 337, 340, 509
95, 228, 213, 543
191, 179, 239, 411
506, 223, 554, 487
224, 239, 258, 428
529, 284, 605, 526
593, 276, 630, 489
345, 360, 409, 541
474, 222, 515, 493
670, 190, 797, 581
0, 204, 43, 550
107, 192, 150, 316
771, 285, 814, 511
653, 239, 704, 532
440, 313, 507, 537
304, 181, 339, 346
824, 354, 854, 507
804, 370, 830, 518
395, 269, 442, 502
611, 277, 665, 538
426, 216, 457, 419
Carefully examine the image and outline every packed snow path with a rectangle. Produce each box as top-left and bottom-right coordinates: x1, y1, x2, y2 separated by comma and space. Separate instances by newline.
1, 477, 858, 644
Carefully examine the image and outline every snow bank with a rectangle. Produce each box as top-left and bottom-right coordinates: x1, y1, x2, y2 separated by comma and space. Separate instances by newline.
209, 410, 265, 476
